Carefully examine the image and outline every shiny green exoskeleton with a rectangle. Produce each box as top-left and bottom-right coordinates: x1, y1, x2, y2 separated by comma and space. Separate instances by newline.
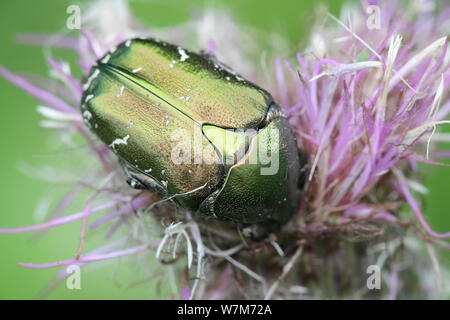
81, 38, 306, 238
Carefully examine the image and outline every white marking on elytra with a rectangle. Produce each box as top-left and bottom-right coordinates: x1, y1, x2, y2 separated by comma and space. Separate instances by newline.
178, 90, 191, 101
82, 110, 92, 120
109, 134, 130, 150
226, 76, 231, 81
85, 94, 94, 103
144, 168, 152, 173
101, 54, 111, 64
132, 67, 142, 73
188, 169, 192, 174
178, 47, 189, 62
83, 69, 100, 90
125, 40, 131, 47
117, 86, 125, 98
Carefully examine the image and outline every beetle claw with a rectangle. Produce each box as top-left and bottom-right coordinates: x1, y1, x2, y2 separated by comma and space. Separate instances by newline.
120, 159, 147, 190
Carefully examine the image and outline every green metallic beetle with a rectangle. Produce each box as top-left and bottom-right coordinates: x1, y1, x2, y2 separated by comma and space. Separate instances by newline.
81, 38, 307, 238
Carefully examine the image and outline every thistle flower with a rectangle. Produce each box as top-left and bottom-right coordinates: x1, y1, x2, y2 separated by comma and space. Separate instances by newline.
0, 0, 449, 299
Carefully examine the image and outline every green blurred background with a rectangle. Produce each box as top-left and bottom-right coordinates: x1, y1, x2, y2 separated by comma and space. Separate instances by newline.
0, 0, 448, 299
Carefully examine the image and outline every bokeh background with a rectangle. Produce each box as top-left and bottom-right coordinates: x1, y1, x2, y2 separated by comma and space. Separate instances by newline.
0, 0, 448, 299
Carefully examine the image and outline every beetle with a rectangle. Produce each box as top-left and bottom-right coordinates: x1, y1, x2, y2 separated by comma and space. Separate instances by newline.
81, 38, 307, 239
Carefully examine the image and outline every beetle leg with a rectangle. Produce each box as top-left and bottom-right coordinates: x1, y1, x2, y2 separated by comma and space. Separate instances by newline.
126, 177, 147, 189
243, 221, 283, 241
119, 159, 170, 196
119, 159, 147, 190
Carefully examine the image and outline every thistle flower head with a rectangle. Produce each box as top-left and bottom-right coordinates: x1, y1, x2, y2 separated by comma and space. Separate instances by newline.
0, 0, 449, 299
